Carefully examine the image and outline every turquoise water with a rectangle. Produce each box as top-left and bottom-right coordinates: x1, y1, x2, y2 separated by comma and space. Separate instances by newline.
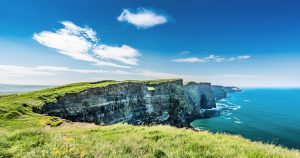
191, 89, 300, 149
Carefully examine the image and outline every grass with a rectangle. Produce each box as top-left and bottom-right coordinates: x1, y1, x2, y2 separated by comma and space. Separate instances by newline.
0, 79, 299, 157
1, 123, 299, 158
144, 78, 182, 85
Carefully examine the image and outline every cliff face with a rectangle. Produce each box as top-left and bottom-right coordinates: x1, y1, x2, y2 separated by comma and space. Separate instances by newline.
211, 85, 227, 100
184, 82, 216, 116
223, 86, 242, 93
37, 79, 235, 127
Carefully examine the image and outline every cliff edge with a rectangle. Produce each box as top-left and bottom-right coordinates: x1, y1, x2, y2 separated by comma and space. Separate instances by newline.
32, 79, 238, 127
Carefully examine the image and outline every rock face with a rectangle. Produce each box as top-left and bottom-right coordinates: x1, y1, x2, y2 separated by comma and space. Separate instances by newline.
184, 82, 216, 114
211, 85, 227, 100
38, 79, 236, 127
223, 86, 242, 93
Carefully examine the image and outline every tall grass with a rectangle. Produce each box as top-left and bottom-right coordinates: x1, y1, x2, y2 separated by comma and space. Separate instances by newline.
0, 123, 299, 158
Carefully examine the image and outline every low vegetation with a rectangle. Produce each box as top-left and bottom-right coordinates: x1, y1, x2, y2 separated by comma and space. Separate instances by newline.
0, 79, 299, 157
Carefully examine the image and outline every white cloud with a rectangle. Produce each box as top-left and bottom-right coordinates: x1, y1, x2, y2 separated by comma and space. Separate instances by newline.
117, 8, 168, 28
173, 57, 203, 63
0, 65, 54, 76
33, 21, 96, 62
33, 21, 140, 68
228, 55, 251, 61
60, 21, 97, 42
0, 65, 135, 78
93, 44, 140, 65
173, 55, 251, 63
237, 55, 251, 60
35, 66, 133, 75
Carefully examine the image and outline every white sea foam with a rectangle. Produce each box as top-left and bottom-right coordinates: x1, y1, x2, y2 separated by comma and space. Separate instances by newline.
231, 106, 241, 110
234, 121, 243, 124
226, 101, 235, 105
234, 117, 240, 121
194, 127, 205, 131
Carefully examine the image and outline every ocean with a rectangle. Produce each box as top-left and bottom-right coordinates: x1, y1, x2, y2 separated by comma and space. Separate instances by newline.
191, 89, 300, 150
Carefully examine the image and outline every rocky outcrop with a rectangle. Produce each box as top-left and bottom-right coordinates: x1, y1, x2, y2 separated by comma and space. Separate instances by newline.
211, 85, 227, 100
184, 82, 216, 113
223, 86, 242, 93
36, 79, 237, 127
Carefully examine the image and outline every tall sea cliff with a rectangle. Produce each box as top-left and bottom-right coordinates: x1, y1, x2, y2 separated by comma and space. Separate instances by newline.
34, 79, 239, 127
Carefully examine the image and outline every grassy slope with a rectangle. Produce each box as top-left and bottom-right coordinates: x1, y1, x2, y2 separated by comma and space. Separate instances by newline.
0, 79, 299, 158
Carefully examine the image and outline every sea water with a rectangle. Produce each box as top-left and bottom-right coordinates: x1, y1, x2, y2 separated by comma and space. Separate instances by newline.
191, 89, 300, 149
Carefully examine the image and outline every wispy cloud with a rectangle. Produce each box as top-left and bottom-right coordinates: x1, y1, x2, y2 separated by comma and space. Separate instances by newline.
0, 65, 54, 76
93, 45, 140, 65
36, 66, 133, 75
33, 21, 140, 68
228, 55, 251, 61
117, 8, 168, 28
173, 55, 251, 63
0, 65, 134, 77
1, 65, 282, 87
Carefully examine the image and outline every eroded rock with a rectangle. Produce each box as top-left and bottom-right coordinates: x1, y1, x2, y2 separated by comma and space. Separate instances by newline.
37, 79, 236, 127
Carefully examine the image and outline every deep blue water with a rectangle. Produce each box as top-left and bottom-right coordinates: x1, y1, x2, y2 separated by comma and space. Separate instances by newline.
191, 89, 300, 149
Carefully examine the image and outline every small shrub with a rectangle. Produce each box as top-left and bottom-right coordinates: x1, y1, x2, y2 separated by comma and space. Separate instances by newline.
45, 117, 63, 127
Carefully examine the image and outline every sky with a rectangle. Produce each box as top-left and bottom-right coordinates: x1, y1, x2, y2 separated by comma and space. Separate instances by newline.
0, 0, 300, 87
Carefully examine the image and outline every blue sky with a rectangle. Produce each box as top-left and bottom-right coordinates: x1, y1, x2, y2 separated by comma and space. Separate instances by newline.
0, 0, 300, 87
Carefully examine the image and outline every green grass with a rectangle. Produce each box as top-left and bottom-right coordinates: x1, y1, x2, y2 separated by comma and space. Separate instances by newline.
0, 79, 299, 157
144, 78, 182, 85
1, 123, 299, 158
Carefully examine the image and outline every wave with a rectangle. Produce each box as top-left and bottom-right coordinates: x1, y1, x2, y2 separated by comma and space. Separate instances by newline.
200, 100, 240, 118
234, 121, 243, 124
219, 99, 228, 102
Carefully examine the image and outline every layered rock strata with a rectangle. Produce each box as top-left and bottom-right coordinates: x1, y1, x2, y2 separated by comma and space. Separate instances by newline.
36, 79, 239, 127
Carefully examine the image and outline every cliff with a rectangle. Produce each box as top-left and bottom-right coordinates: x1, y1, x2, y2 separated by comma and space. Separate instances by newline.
211, 85, 226, 100
32, 79, 236, 127
223, 86, 242, 93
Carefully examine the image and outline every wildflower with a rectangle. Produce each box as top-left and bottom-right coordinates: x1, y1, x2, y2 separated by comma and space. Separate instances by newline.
53, 147, 60, 155
66, 137, 74, 143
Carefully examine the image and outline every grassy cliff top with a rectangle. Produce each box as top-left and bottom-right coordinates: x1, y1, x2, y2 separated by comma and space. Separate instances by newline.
0, 79, 299, 157
0, 79, 181, 121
